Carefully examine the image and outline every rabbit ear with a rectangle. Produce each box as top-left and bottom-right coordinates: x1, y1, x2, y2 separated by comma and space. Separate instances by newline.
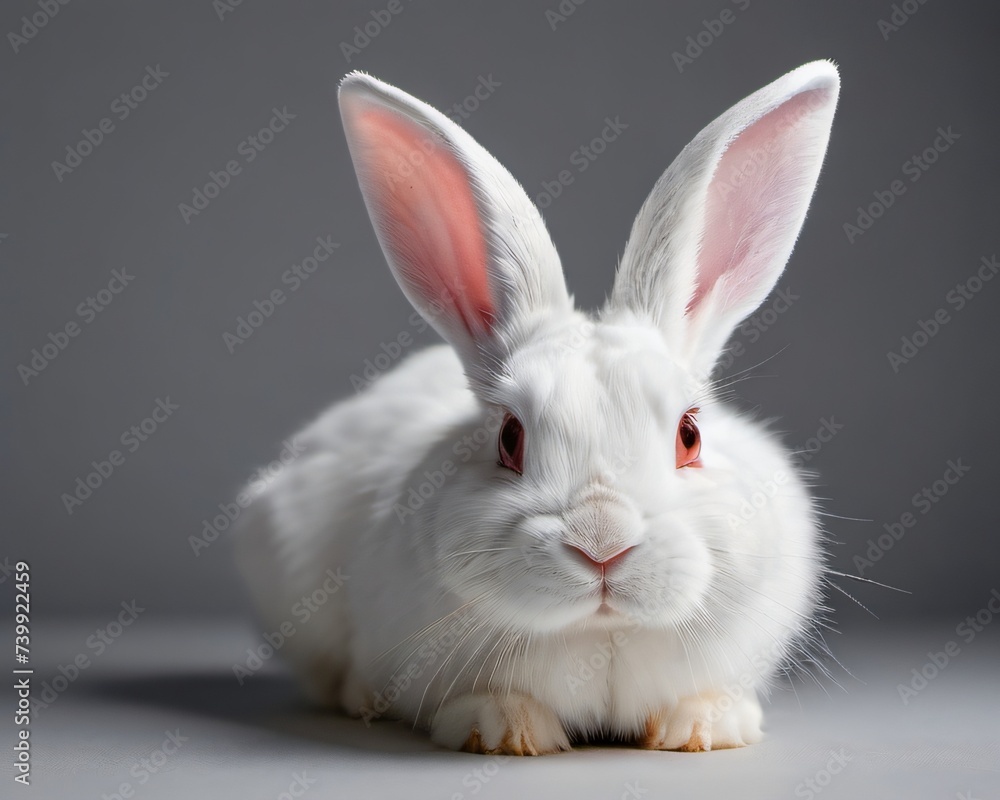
606, 61, 839, 378
339, 72, 571, 382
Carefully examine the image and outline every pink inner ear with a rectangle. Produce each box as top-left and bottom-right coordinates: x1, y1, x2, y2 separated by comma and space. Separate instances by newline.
689, 88, 829, 313
349, 105, 495, 336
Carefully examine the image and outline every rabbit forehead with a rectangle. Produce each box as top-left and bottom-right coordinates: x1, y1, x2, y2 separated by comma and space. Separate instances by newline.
500, 320, 699, 444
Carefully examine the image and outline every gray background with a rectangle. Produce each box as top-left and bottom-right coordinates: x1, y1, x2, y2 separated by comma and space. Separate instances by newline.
3, 0, 997, 628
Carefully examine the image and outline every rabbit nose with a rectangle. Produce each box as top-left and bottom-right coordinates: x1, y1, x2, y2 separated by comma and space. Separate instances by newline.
563, 543, 637, 572
562, 483, 643, 570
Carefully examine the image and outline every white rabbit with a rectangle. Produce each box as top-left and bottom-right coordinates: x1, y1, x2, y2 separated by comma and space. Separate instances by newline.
234, 61, 840, 754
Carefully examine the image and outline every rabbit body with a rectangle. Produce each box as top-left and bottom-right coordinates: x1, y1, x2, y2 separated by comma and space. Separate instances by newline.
235, 61, 841, 753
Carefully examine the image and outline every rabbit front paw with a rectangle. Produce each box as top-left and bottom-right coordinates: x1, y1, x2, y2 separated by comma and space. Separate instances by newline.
432, 693, 571, 755
641, 692, 763, 751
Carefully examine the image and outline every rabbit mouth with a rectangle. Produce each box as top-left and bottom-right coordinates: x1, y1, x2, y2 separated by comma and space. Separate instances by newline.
589, 585, 632, 618
595, 601, 619, 617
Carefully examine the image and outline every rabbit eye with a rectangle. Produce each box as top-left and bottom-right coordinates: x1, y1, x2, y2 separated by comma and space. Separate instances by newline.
498, 412, 524, 475
676, 409, 702, 469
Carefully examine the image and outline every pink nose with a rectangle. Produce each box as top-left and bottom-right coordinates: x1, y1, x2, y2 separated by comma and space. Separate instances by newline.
564, 543, 636, 572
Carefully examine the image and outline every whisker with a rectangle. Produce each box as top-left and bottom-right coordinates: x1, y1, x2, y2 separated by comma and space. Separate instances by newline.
444, 547, 519, 560
814, 511, 874, 522
825, 569, 910, 594
822, 576, 878, 619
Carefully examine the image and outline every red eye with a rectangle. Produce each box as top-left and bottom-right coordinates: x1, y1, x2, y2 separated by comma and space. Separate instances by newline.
498, 412, 525, 475
676, 409, 702, 469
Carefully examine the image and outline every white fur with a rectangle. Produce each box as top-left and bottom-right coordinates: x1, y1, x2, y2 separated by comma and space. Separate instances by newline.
234, 62, 840, 753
